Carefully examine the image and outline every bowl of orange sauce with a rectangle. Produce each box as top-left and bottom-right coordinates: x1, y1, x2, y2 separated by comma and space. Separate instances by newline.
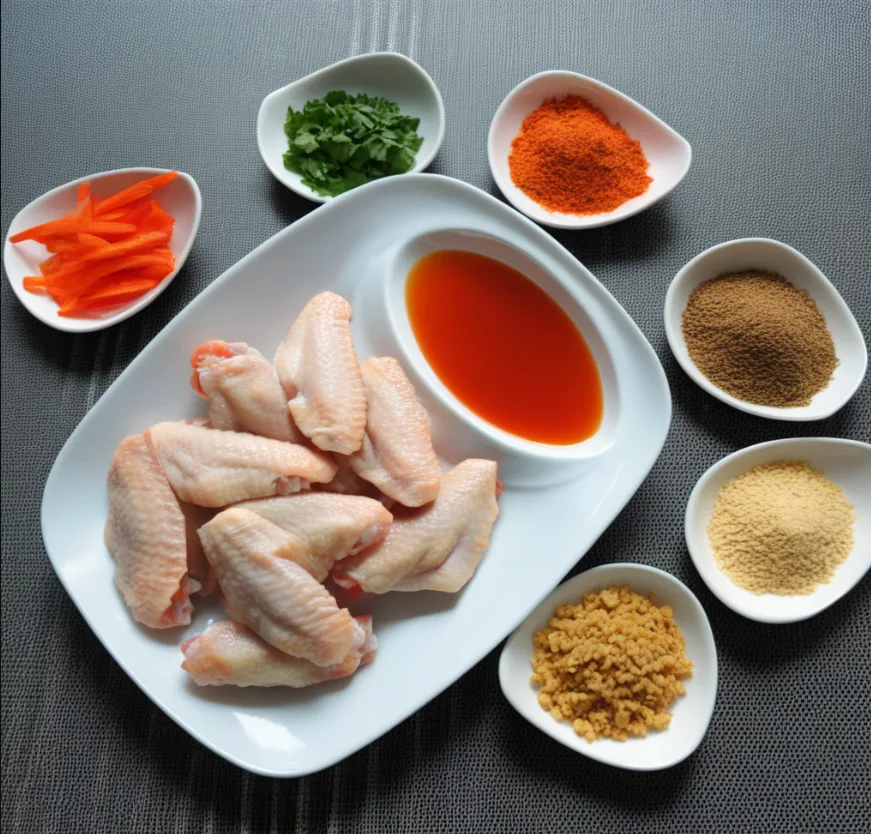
383, 229, 618, 471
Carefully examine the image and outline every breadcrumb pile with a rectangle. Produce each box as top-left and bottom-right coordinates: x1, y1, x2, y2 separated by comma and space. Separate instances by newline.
530, 586, 693, 742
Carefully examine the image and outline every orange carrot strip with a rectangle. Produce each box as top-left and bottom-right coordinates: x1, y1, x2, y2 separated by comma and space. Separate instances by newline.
82, 278, 163, 302
46, 252, 175, 301
40, 255, 69, 275
77, 233, 110, 248
116, 201, 154, 228
75, 183, 91, 203
10, 219, 136, 243
79, 265, 170, 297
98, 195, 153, 221
59, 276, 166, 316
137, 202, 175, 234
50, 231, 171, 271
23, 276, 48, 294
93, 171, 178, 216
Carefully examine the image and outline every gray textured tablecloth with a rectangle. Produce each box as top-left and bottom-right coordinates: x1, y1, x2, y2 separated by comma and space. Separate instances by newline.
2, 1, 870, 831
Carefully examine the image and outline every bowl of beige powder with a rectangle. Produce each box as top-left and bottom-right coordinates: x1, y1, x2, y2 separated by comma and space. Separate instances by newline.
664, 238, 867, 421
686, 437, 870, 623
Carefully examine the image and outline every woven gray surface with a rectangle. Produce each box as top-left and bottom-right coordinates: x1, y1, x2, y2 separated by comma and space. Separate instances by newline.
2, 0, 870, 831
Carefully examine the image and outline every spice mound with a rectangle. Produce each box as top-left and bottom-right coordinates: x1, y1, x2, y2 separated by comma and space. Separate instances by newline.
530, 586, 693, 742
508, 95, 651, 215
681, 271, 837, 408
708, 460, 855, 595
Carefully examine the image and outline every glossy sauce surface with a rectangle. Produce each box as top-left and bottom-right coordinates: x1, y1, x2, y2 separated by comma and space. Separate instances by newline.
405, 250, 603, 445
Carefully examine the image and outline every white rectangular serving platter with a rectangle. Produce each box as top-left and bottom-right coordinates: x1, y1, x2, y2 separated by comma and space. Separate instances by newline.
41, 174, 671, 777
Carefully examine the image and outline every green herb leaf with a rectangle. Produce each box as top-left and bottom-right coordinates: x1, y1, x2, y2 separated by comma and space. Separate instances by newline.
282, 90, 425, 197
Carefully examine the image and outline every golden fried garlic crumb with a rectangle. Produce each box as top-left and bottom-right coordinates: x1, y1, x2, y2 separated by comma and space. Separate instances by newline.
530, 586, 693, 742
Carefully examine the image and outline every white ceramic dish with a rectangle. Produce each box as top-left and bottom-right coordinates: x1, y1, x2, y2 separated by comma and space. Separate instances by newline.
41, 174, 671, 777
499, 563, 717, 770
3, 168, 201, 333
257, 52, 445, 203
488, 71, 691, 229
686, 437, 871, 624
664, 238, 867, 420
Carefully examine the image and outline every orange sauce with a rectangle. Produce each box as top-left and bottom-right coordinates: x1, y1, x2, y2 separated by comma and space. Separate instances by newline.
405, 250, 603, 445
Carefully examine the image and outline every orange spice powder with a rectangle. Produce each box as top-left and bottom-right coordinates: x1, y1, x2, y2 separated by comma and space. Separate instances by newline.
508, 95, 652, 215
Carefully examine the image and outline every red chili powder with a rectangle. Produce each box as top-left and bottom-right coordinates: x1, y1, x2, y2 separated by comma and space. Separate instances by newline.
508, 95, 652, 215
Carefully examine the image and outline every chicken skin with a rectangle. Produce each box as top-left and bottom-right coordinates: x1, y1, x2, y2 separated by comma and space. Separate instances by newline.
240, 493, 392, 582
190, 340, 302, 442
105, 433, 198, 628
181, 616, 377, 687
148, 421, 336, 507
199, 507, 358, 666
334, 459, 499, 594
349, 357, 441, 507
273, 292, 367, 455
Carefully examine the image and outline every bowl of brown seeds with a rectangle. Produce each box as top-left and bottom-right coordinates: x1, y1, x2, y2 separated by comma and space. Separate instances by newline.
664, 238, 867, 420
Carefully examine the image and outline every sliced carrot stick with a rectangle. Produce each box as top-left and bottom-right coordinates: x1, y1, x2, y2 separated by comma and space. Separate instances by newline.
52, 231, 171, 271
79, 265, 170, 298
46, 251, 175, 301
77, 233, 111, 248
98, 195, 153, 221
40, 255, 68, 275
9, 219, 136, 243
115, 201, 154, 228
138, 202, 175, 234
43, 233, 109, 256
60, 274, 167, 316
93, 171, 178, 215
13, 176, 179, 318
82, 278, 162, 302
23, 276, 48, 294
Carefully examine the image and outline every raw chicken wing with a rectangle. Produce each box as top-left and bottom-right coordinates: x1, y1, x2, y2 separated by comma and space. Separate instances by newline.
190, 341, 302, 442
148, 421, 336, 507
273, 292, 367, 455
316, 453, 382, 499
334, 459, 499, 594
199, 507, 358, 666
349, 357, 441, 507
240, 493, 393, 581
181, 616, 377, 687
105, 433, 198, 628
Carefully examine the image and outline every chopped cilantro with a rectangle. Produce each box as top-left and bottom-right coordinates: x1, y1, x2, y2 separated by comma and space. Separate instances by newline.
282, 91, 425, 197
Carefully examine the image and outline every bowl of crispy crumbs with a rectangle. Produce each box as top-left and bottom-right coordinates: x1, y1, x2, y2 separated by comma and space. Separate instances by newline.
499, 564, 718, 771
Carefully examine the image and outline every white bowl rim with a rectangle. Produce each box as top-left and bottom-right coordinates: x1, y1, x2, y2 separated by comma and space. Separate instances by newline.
3, 166, 202, 334
499, 561, 718, 771
384, 226, 619, 463
487, 69, 692, 230
664, 237, 868, 421
685, 436, 871, 624
257, 51, 446, 204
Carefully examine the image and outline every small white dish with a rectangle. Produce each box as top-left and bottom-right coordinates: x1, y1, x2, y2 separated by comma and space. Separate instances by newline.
379, 228, 619, 477
3, 168, 201, 333
499, 563, 717, 771
487, 71, 691, 229
664, 238, 868, 420
686, 437, 871, 624
257, 52, 445, 203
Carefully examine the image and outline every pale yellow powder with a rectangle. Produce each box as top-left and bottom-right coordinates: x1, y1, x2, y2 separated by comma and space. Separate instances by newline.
530, 586, 693, 743
707, 460, 855, 595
